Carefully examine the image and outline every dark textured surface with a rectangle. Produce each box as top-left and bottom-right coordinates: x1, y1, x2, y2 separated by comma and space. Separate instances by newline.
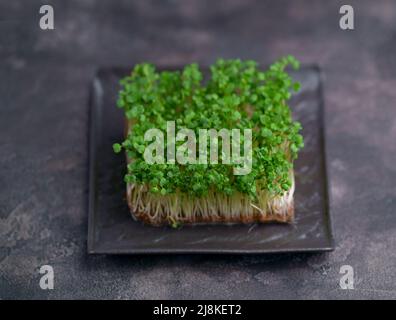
1, 0, 396, 299
89, 67, 334, 254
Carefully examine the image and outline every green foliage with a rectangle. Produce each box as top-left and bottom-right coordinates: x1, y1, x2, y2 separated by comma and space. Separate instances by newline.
113, 143, 122, 153
114, 56, 304, 199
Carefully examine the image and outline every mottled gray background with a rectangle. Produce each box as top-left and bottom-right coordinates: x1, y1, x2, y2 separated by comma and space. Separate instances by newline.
1, 0, 395, 299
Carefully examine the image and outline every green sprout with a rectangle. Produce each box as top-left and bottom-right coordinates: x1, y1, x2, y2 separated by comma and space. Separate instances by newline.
114, 56, 304, 199
113, 143, 122, 153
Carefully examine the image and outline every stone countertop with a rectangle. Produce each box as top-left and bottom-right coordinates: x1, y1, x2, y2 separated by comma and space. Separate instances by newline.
1, 0, 395, 299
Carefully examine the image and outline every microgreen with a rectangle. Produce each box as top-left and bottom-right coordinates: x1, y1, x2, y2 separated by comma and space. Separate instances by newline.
114, 56, 304, 199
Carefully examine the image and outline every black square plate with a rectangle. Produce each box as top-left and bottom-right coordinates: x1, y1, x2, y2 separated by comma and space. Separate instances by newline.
88, 66, 334, 254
